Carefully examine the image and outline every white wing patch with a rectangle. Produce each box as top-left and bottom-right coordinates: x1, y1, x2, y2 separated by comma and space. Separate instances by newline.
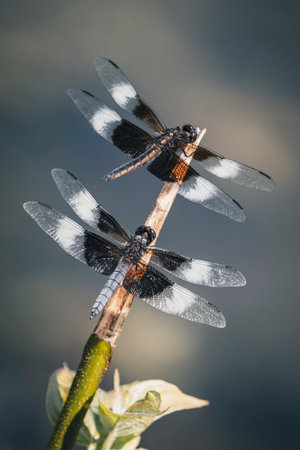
202, 158, 241, 179
174, 259, 246, 287
56, 217, 82, 250
70, 191, 97, 224
179, 176, 214, 202
91, 106, 121, 139
198, 154, 275, 191
111, 82, 137, 108
142, 283, 226, 328
179, 175, 245, 222
163, 285, 191, 315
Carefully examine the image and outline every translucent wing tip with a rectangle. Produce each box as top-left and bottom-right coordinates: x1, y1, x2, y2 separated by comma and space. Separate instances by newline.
94, 56, 120, 70
67, 88, 84, 104
51, 168, 75, 197
67, 87, 76, 99
51, 167, 75, 185
93, 56, 106, 62
203, 301, 226, 328
236, 212, 246, 223
23, 200, 47, 215
232, 199, 246, 222
51, 167, 64, 179
23, 201, 57, 230
23, 200, 35, 214
204, 303, 226, 328
94, 56, 113, 66
261, 174, 275, 192
217, 265, 247, 287
23, 201, 31, 210
216, 311, 226, 328
248, 170, 275, 192
234, 270, 247, 286
67, 88, 94, 101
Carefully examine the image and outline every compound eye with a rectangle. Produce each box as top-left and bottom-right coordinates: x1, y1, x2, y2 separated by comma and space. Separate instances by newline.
146, 228, 156, 244
182, 124, 191, 133
134, 226, 145, 236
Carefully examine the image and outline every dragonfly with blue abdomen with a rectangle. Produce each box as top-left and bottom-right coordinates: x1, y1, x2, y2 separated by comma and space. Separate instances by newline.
23, 169, 246, 327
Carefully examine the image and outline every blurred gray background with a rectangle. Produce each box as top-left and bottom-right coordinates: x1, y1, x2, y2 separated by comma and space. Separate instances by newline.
1, 0, 299, 448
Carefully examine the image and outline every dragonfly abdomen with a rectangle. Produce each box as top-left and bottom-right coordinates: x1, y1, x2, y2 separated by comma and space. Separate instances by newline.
90, 258, 132, 319
104, 132, 178, 181
104, 144, 161, 180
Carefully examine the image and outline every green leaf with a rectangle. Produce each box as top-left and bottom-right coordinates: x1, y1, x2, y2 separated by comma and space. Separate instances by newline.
110, 435, 141, 450
100, 370, 209, 419
45, 364, 71, 426
98, 400, 125, 433
126, 391, 162, 416
46, 367, 208, 449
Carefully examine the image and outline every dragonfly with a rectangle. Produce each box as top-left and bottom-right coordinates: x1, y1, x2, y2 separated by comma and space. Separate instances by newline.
23, 169, 246, 328
67, 57, 274, 223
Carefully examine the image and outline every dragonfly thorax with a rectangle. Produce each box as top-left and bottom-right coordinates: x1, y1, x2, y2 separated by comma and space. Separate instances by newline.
124, 226, 155, 261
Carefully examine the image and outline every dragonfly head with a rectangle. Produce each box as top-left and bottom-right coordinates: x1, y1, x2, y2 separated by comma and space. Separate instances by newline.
182, 124, 197, 142
134, 226, 156, 245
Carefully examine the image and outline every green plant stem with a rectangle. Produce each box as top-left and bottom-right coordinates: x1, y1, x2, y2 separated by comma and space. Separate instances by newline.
47, 335, 111, 449
47, 128, 206, 449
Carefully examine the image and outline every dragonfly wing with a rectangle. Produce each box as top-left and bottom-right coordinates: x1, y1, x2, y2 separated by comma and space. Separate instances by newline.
23, 202, 122, 275
51, 168, 131, 244
149, 247, 246, 287
192, 145, 275, 191
67, 88, 154, 158
94, 57, 166, 134
148, 151, 245, 222
123, 261, 226, 327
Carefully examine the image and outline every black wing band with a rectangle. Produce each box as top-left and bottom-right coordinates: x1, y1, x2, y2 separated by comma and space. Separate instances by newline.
149, 247, 188, 271
147, 149, 195, 182
111, 117, 155, 158
67, 88, 155, 158
123, 261, 226, 328
148, 151, 245, 222
123, 260, 172, 298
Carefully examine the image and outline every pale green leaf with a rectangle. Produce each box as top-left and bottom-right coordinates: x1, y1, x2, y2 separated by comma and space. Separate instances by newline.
126, 391, 162, 416
98, 399, 125, 433
102, 373, 208, 420
46, 366, 208, 449
102, 430, 141, 450
45, 364, 72, 426
119, 436, 141, 449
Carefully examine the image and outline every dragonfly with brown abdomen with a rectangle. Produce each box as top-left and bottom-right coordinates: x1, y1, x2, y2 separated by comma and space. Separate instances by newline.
67, 57, 274, 223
